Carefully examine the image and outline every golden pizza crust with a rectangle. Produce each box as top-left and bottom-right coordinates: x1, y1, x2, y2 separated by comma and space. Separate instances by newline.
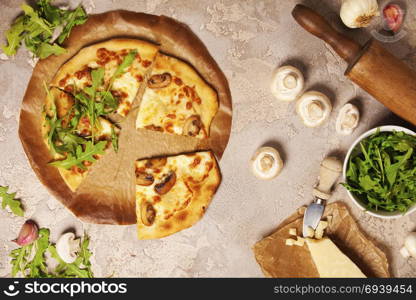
136, 53, 219, 138
135, 151, 221, 239
51, 38, 159, 88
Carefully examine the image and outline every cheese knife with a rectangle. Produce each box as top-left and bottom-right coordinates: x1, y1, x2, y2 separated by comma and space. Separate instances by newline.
303, 157, 342, 237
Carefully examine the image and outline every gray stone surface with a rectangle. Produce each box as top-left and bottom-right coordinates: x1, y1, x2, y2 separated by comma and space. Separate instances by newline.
0, 0, 415, 277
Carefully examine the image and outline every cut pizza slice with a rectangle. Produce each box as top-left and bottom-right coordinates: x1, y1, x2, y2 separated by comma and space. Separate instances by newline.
42, 88, 119, 191
135, 151, 221, 239
51, 39, 159, 116
136, 53, 219, 138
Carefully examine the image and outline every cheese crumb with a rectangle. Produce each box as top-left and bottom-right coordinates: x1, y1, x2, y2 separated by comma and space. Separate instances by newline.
305, 226, 315, 238
294, 236, 305, 247
314, 221, 328, 240
285, 238, 296, 246
289, 228, 297, 236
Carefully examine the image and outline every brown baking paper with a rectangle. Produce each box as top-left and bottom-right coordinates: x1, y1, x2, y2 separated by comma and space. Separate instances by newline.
18, 11, 232, 225
253, 202, 390, 278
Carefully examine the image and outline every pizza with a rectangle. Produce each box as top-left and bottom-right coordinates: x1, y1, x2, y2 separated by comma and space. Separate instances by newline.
136, 53, 219, 138
41, 38, 221, 237
135, 151, 221, 239
51, 39, 159, 117
42, 87, 119, 191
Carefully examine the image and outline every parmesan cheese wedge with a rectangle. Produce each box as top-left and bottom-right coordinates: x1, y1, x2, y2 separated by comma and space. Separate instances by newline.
306, 237, 366, 278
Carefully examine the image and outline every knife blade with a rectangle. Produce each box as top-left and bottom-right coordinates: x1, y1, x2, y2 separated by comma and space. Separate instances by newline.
302, 157, 342, 237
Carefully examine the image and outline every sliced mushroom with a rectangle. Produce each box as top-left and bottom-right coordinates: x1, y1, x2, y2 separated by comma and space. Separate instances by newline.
136, 171, 154, 186
296, 91, 332, 127
140, 201, 156, 226
183, 115, 202, 137
270, 65, 305, 102
145, 157, 167, 169
154, 171, 176, 195
335, 103, 360, 135
147, 73, 172, 89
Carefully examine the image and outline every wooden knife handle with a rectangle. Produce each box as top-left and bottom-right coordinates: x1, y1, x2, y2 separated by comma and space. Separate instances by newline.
292, 4, 361, 65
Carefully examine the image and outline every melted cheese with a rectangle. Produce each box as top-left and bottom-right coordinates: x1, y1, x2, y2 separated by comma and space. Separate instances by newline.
113, 71, 141, 116
135, 152, 213, 222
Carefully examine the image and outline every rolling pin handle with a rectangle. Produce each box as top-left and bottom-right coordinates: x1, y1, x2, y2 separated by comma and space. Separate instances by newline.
292, 4, 362, 65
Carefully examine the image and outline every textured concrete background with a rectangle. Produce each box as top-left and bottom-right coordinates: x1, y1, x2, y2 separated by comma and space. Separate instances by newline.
0, 0, 415, 277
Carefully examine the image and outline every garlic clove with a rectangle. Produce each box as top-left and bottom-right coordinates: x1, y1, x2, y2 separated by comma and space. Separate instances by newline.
340, 0, 380, 29
56, 232, 81, 264
13, 220, 39, 246
270, 66, 304, 102
296, 91, 332, 128
336, 103, 360, 135
383, 4, 404, 33
250, 146, 283, 180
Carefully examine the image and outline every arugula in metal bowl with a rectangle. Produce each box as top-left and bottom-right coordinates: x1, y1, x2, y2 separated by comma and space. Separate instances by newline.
342, 129, 416, 213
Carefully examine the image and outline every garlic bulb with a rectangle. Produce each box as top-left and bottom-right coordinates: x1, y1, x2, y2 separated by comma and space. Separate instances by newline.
340, 0, 380, 28
336, 103, 360, 135
251, 147, 283, 180
296, 91, 332, 127
270, 66, 304, 102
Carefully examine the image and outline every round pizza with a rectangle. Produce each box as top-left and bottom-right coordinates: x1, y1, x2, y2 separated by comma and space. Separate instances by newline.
41, 38, 221, 239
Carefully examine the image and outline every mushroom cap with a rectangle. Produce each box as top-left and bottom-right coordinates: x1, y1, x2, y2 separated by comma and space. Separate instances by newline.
270, 66, 304, 102
336, 103, 360, 135
250, 146, 284, 180
401, 232, 416, 259
56, 232, 80, 264
296, 91, 332, 127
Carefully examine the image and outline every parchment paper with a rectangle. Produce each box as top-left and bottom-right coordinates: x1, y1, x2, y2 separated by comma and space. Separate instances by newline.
253, 202, 390, 278
18, 11, 232, 225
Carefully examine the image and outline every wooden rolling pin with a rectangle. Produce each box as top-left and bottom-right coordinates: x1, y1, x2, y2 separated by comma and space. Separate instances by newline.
292, 4, 416, 126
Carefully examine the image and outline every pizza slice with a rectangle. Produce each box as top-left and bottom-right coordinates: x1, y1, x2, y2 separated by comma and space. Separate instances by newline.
42, 88, 119, 191
136, 53, 219, 138
51, 39, 159, 116
135, 151, 221, 239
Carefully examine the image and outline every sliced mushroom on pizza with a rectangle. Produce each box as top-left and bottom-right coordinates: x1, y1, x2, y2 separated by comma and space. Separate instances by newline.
135, 151, 221, 239
136, 53, 219, 138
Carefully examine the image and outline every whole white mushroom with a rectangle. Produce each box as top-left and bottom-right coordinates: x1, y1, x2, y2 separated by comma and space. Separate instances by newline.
400, 232, 416, 259
270, 66, 305, 102
56, 232, 81, 264
296, 91, 332, 128
250, 146, 284, 180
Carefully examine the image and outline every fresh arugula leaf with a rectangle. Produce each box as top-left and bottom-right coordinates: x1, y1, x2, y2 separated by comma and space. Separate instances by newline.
21, 4, 52, 35
57, 6, 88, 44
10, 243, 32, 277
49, 140, 106, 170
108, 50, 138, 90
36, 42, 66, 59
111, 125, 119, 153
2, 1, 88, 59
343, 130, 416, 213
27, 228, 50, 278
2, 16, 25, 56
37, 0, 62, 26
0, 186, 24, 217
55, 129, 87, 155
